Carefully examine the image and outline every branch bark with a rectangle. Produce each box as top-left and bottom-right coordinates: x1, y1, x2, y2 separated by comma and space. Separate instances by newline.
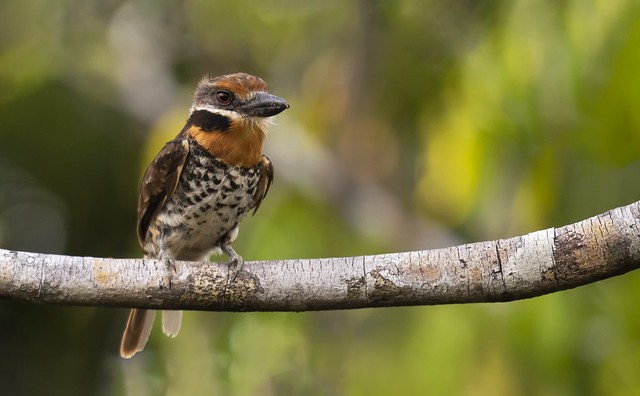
1, 201, 640, 311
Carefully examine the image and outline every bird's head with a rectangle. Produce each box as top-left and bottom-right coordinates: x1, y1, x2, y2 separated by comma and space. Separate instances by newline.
191, 72, 289, 123
186, 72, 289, 167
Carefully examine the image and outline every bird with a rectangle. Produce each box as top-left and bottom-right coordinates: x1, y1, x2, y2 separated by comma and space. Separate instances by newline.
120, 72, 289, 358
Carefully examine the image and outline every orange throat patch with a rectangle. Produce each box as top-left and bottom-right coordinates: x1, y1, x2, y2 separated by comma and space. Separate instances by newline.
188, 118, 267, 168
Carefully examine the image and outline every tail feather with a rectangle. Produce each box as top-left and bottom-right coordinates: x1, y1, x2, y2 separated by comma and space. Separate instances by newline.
162, 310, 183, 337
120, 309, 156, 358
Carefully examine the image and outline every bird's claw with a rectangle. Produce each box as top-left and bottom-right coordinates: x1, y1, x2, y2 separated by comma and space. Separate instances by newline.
221, 244, 244, 282
228, 255, 245, 283
158, 248, 176, 289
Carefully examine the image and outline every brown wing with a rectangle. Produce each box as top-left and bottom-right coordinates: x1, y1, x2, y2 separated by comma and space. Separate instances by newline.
136, 138, 190, 246
252, 154, 274, 215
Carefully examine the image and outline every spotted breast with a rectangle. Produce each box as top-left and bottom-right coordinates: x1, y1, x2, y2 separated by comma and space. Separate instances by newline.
146, 137, 261, 261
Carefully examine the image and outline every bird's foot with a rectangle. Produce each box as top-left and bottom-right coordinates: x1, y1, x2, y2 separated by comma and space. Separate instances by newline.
221, 244, 244, 282
158, 249, 176, 289
228, 255, 245, 283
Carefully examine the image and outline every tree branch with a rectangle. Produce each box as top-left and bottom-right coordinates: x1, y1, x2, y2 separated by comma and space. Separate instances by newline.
2, 201, 640, 311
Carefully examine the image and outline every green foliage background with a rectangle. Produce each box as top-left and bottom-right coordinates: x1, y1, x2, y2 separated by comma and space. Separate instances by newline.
1, 1, 640, 395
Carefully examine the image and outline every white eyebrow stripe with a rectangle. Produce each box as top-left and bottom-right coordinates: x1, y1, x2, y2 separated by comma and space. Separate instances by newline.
189, 105, 242, 120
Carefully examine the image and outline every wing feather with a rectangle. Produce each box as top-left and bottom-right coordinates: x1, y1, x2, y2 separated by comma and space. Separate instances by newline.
136, 139, 190, 246
252, 154, 274, 215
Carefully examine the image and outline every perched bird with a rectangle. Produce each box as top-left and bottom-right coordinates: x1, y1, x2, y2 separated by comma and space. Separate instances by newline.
120, 72, 289, 358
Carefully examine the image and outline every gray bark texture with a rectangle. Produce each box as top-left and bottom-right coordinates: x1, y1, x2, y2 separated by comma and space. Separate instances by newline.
1, 201, 640, 311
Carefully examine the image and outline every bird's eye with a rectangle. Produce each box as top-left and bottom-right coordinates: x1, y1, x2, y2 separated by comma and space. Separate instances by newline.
215, 91, 233, 105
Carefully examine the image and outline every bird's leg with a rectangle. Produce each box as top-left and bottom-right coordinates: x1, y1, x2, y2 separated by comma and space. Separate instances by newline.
221, 243, 244, 282
158, 234, 175, 289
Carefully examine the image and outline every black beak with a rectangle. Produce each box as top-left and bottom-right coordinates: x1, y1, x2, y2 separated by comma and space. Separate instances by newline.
241, 92, 290, 117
